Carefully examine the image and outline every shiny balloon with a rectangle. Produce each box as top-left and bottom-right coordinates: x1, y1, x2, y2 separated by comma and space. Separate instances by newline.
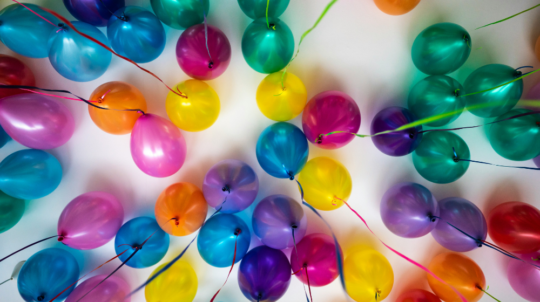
507, 252, 540, 302
396, 289, 441, 302
63, 0, 124, 27
238, 0, 290, 19
145, 261, 198, 302
344, 249, 394, 302
151, 0, 209, 30
0, 54, 35, 99
374, 0, 421, 15
0, 190, 24, 234
256, 72, 307, 121
66, 275, 130, 302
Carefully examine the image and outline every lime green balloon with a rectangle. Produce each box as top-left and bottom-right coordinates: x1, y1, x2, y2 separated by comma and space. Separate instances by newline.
408, 75, 464, 127
151, 0, 209, 30
0, 190, 24, 233
242, 17, 294, 74
464, 64, 523, 118
413, 131, 470, 184
238, 0, 290, 19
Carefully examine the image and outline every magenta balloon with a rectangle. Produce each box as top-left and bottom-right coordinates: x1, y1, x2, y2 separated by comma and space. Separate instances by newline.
508, 252, 540, 302
57, 191, 124, 250
65, 275, 130, 302
130, 114, 187, 178
0, 94, 74, 149
176, 24, 231, 80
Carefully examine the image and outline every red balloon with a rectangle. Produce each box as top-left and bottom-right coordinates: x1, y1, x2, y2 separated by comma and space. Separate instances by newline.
396, 289, 441, 302
0, 55, 35, 99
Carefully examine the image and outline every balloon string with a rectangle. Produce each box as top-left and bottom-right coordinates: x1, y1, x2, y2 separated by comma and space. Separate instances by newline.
265, 0, 275, 30
292, 228, 311, 302
476, 3, 540, 29
458, 67, 537, 98
210, 230, 240, 302
0, 235, 59, 263
199, 0, 213, 65
98, 0, 126, 21
10, 0, 59, 27
0, 278, 11, 287
304, 264, 313, 302
19, 88, 96, 102
452, 147, 540, 171
476, 285, 502, 302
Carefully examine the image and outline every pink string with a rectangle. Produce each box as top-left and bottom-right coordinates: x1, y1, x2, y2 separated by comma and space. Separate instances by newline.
20, 89, 96, 102
10, 0, 58, 28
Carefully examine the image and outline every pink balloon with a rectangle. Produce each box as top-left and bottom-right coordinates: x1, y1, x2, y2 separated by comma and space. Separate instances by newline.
302, 91, 361, 149
508, 252, 540, 302
130, 114, 186, 177
0, 94, 74, 149
396, 289, 441, 302
58, 191, 124, 250
66, 275, 130, 302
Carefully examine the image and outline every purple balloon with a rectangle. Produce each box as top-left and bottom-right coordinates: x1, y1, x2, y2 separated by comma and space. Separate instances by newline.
176, 24, 232, 80
66, 274, 130, 302
238, 245, 291, 302
380, 182, 439, 238
508, 252, 540, 302
370, 106, 423, 156
252, 194, 307, 250
203, 159, 259, 213
431, 197, 487, 252
533, 155, 540, 168
63, 0, 125, 27
0, 94, 75, 150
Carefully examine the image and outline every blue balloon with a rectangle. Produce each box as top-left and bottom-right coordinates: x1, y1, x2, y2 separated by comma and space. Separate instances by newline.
198, 214, 251, 268
107, 6, 166, 63
0, 149, 62, 200
0, 4, 58, 58
18, 248, 79, 302
63, 0, 125, 27
48, 21, 112, 82
114, 217, 169, 268
256, 122, 308, 179
0, 125, 11, 148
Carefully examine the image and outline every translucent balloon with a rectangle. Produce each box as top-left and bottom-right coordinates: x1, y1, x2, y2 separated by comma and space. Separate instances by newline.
63, 0, 124, 27
66, 275, 130, 302
151, 0, 209, 30
396, 289, 441, 302
0, 190, 24, 234
344, 249, 394, 302
374, 0, 421, 15
145, 261, 197, 302
256, 72, 307, 121
238, 0, 290, 19
0, 54, 35, 99
508, 252, 540, 302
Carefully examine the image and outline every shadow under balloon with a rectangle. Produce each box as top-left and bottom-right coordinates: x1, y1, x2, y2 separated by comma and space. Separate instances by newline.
428, 182, 463, 202
296, 65, 345, 99
84, 169, 137, 218
482, 178, 522, 215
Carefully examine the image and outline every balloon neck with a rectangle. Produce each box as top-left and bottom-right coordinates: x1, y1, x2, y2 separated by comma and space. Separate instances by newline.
268, 23, 276, 30
172, 217, 180, 226
476, 240, 483, 247
316, 134, 323, 144
119, 14, 129, 22
57, 23, 67, 31
208, 61, 214, 69
428, 214, 438, 222
222, 185, 231, 193
375, 289, 381, 301
452, 147, 459, 162
287, 171, 294, 181
37, 295, 45, 301
408, 131, 416, 139
453, 89, 460, 97
291, 224, 298, 229
57, 235, 65, 242
514, 70, 523, 77
234, 228, 242, 236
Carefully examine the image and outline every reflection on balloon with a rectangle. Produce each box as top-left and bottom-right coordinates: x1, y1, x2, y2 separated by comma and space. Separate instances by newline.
146, 261, 198, 302
63, 0, 125, 27
0, 190, 24, 234
374, 0, 421, 15
370, 106, 422, 157
151, 0, 209, 30
66, 275, 130, 302
238, 0, 290, 19
0, 54, 35, 99
257, 72, 307, 121
396, 289, 441, 302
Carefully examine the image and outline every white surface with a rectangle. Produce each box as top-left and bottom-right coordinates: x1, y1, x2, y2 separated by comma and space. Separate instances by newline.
1, 0, 539, 301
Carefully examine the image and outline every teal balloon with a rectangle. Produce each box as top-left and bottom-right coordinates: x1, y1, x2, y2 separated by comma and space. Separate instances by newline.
411, 23, 470, 75
488, 109, 540, 161
151, 0, 209, 30
238, 0, 290, 19
413, 131, 470, 184
242, 17, 294, 74
0, 4, 58, 58
408, 75, 464, 127
0, 125, 11, 149
0, 190, 24, 233
464, 64, 523, 118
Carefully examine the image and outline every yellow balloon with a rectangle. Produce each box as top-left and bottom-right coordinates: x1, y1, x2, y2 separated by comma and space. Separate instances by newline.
256, 72, 307, 121
297, 157, 352, 211
145, 261, 198, 302
344, 249, 394, 302
166, 79, 220, 132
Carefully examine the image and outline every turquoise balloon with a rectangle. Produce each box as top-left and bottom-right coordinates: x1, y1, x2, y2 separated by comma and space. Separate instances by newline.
464, 64, 523, 118
411, 23, 470, 75
0, 4, 58, 58
413, 131, 470, 184
0, 125, 11, 149
0, 189, 24, 233
238, 0, 290, 19
488, 109, 540, 161
242, 17, 294, 74
408, 75, 464, 127
151, 0, 209, 30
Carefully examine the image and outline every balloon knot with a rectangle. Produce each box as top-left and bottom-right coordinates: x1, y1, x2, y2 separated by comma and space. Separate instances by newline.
37, 295, 45, 301
454, 89, 460, 97
120, 14, 129, 22
291, 224, 298, 229
269, 23, 276, 30
428, 214, 437, 222
408, 131, 415, 139
208, 61, 214, 69
174, 217, 180, 226
234, 228, 242, 236
316, 134, 323, 144
452, 147, 459, 162
476, 240, 483, 248
57, 235, 65, 242
287, 171, 294, 180
222, 185, 231, 193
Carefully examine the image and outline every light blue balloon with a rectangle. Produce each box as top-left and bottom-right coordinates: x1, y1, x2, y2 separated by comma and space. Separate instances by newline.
0, 149, 62, 200
0, 125, 11, 149
107, 6, 166, 63
48, 21, 112, 82
0, 4, 58, 58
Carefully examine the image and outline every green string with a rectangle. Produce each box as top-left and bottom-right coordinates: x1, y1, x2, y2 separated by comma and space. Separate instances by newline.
266, 0, 275, 30
476, 3, 540, 29
477, 285, 502, 302
458, 68, 538, 98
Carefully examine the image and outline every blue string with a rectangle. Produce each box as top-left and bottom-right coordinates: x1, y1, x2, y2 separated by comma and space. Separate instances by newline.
452, 147, 540, 171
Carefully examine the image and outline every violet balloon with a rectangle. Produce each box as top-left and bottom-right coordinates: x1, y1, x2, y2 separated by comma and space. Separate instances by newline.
534, 155, 540, 168
63, 0, 125, 27
66, 275, 130, 302
370, 106, 423, 156
508, 252, 540, 302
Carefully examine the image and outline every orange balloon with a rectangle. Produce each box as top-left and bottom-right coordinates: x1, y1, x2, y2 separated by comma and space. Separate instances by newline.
89, 81, 147, 135
373, 0, 421, 15
427, 253, 485, 302
155, 182, 208, 236
535, 35, 540, 62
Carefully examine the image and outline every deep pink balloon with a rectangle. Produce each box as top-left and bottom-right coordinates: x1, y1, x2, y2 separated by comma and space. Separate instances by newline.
57, 191, 124, 250
176, 24, 231, 80
0, 94, 74, 149
65, 275, 130, 302
130, 114, 186, 177
396, 289, 441, 302
302, 91, 361, 149
508, 252, 540, 302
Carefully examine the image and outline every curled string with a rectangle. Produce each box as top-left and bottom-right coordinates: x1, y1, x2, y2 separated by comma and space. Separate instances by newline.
10, 0, 58, 27
210, 229, 240, 302
476, 285, 502, 302
292, 228, 311, 302
0, 235, 59, 263
199, 0, 213, 66
452, 147, 540, 171
476, 3, 540, 29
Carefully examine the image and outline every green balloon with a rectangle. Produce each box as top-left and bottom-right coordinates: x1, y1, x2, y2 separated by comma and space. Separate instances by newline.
408, 75, 464, 127
411, 23, 471, 75
151, 0, 209, 30
413, 131, 470, 184
488, 109, 540, 161
464, 64, 523, 118
0, 190, 24, 233
242, 17, 294, 74
238, 0, 289, 19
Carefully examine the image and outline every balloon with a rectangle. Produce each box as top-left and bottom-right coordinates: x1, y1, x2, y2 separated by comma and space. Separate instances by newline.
0, 4, 58, 58
0, 149, 62, 200
0, 190, 24, 233
151, 0, 209, 30
176, 24, 231, 80
252, 194, 307, 250
374, 0, 421, 15
202, 159, 259, 214
411, 23, 470, 75
407, 75, 464, 127
18, 248, 79, 302
297, 157, 352, 211
242, 17, 295, 74
197, 214, 251, 267
0, 94, 75, 149
130, 114, 187, 177
155, 182, 208, 236
427, 253, 485, 302
396, 289, 441, 302
238, 246, 291, 302
302, 90, 361, 149
413, 131, 470, 184
63, 0, 124, 27
115, 217, 170, 268
256, 122, 308, 179
166, 80, 220, 132
370, 106, 423, 157
256, 72, 307, 121
535, 155, 540, 168
507, 252, 540, 302
145, 261, 197, 302
344, 249, 394, 302
487, 201, 540, 253
0, 125, 10, 148
0, 54, 35, 99
463, 64, 523, 118
238, 0, 290, 19
48, 21, 112, 82
380, 182, 439, 238
66, 275, 130, 302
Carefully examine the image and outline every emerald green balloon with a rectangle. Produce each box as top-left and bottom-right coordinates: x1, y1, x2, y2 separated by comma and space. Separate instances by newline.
238, 0, 289, 19
242, 17, 294, 74
488, 109, 540, 161
0, 189, 24, 233
411, 23, 471, 75
464, 64, 523, 118
151, 0, 209, 30
413, 131, 470, 184
408, 75, 464, 127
